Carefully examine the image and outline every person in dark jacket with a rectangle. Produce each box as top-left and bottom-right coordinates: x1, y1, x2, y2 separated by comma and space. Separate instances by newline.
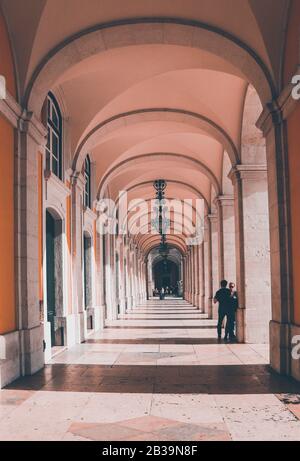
213, 280, 231, 341
224, 282, 238, 342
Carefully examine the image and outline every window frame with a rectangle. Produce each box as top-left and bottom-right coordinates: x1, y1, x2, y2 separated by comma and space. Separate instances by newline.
46, 92, 63, 180
84, 155, 91, 209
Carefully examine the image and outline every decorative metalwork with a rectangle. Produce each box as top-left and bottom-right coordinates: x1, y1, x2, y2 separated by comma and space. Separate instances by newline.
151, 179, 170, 235
152, 180, 169, 259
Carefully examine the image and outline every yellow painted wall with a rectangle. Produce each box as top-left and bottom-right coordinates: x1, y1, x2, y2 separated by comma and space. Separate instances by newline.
283, 0, 300, 325
0, 11, 16, 334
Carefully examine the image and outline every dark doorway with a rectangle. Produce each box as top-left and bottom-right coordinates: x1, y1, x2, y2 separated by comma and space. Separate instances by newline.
153, 259, 180, 295
84, 233, 93, 329
102, 234, 107, 320
46, 210, 64, 347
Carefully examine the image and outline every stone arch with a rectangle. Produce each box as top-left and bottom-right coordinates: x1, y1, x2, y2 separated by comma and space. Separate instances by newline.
25, 20, 275, 115
98, 152, 221, 199
73, 108, 239, 171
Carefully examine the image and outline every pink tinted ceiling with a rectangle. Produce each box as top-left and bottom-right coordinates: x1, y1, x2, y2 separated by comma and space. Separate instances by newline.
1, 0, 288, 93
1, 0, 281, 253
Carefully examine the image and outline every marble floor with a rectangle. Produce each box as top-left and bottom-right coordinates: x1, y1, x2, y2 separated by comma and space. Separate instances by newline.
1, 298, 300, 441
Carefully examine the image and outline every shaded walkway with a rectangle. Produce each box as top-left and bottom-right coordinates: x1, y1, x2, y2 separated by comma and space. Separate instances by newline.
1, 299, 300, 440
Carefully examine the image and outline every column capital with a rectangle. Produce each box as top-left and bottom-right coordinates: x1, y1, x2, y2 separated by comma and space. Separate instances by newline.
228, 164, 267, 184
207, 213, 218, 223
71, 172, 85, 191
256, 74, 300, 136
214, 194, 234, 207
19, 110, 47, 146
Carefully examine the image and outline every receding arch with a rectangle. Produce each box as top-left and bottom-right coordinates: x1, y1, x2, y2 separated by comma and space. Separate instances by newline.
72, 108, 239, 171
115, 180, 210, 212
25, 19, 275, 115
98, 152, 221, 199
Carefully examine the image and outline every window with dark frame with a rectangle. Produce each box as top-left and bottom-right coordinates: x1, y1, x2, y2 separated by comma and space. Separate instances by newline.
84, 155, 91, 209
46, 92, 63, 180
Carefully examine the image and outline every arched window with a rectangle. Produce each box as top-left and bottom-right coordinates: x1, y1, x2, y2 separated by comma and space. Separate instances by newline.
84, 155, 91, 208
46, 92, 63, 179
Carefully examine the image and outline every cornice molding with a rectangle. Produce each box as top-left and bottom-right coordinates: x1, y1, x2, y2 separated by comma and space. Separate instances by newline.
44, 170, 71, 199
257, 69, 300, 136
214, 194, 234, 207
228, 164, 267, 183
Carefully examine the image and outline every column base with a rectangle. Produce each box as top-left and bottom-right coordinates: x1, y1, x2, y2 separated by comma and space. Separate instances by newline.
74, 312, 86, 342
206, 298, 213, 319
236, 308, 245, 343
119, 298, 127, 315
21, 324, 44, 376
87, 306, 105, 331
0, 330, 21, 388
291, 323, 300, 382
269, 320, 290, 376
126, 296, 133, 311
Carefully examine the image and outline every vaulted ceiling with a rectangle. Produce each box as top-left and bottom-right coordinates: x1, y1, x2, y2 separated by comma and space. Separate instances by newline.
1, 0, 287, 254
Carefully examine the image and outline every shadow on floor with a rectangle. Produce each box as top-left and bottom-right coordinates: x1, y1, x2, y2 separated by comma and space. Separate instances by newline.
5, 364, 300, 395
106, 325, 216, 329
86, 338, 223, 345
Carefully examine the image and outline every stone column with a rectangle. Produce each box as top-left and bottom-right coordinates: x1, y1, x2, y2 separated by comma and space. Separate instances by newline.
125, 242, 133, 310
109, 234, 118, 320
198, 243, 205, 312
203, 216, 213, 318
17, 112, 47, 376
146, 257, 153, 299
257, 102, 294, 375
187, 249, 192, 303
194, 245, 200, 309
191, 247, 195, 306
94, 211, 106, 329
229, 165, 271, 344
70, 172, 85, 341
98, 227, 108, 321
208, 213, 219, 319
118, 237, 127, 316
183, 255, 187, 300
215, 195, 236, 283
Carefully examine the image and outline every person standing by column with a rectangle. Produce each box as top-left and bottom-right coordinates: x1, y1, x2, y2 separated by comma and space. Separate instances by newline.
224, 282, 238, 342
213, 280, 231, 341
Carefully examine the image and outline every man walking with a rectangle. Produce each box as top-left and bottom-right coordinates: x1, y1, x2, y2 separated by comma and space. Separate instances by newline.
213, 280, 231, 341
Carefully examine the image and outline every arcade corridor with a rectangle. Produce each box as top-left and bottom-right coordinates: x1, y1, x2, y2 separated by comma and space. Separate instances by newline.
1, 299, 300, 441
1, 0, 300, 442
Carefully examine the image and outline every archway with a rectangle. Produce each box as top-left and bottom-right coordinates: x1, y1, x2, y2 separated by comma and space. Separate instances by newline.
153, 259, 180, 296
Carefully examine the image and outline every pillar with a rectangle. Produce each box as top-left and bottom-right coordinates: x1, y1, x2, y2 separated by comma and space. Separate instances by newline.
18, 112, 47, 376
203, 216, 213, 318
229, 165, 271, 344
257, 101, 294, 375
215, 195, 236, 283
209, 213, 219, 319
199, 243, 205, 312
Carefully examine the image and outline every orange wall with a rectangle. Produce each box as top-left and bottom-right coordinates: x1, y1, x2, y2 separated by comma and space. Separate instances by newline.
0, 11, 16, 334
284, 0, 300, 325
0, 114, 16, 334
0, 9, 16, 97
